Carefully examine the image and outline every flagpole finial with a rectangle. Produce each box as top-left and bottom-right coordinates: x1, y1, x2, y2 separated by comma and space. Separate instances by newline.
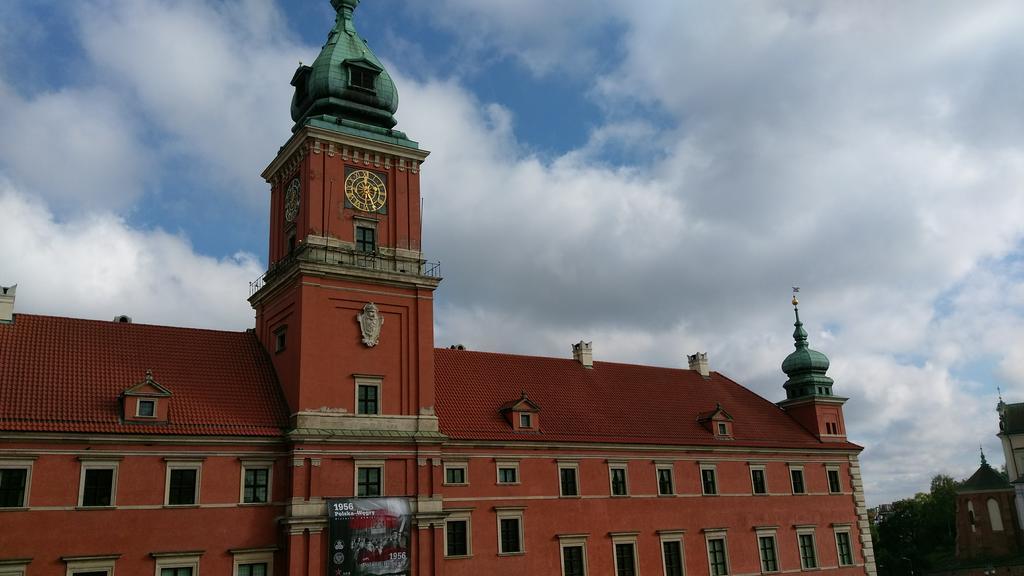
792, 286, 800, 307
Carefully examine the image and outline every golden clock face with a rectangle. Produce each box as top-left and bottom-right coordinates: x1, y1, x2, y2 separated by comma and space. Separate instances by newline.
345, 169, 387, 212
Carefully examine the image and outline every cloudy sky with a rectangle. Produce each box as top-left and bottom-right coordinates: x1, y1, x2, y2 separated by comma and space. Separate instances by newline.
2, 0, 1023, 506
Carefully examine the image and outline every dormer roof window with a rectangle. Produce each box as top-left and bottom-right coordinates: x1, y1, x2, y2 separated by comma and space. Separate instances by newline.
698, 403, 734, 439
500, 391, 541, 433
346, 59, 382, 93
121, 369, 172, 424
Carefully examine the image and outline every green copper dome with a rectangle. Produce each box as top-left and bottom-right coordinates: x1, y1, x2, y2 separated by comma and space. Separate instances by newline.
782, 301, 835, 399
290, 0, 412, 145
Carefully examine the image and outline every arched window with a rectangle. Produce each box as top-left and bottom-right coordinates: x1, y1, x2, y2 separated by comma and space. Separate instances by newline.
968, 500, 976, 532
988, 498, 1004, 532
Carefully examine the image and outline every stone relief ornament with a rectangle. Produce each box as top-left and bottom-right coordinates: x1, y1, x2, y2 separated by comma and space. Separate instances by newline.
357, 302, 384, 347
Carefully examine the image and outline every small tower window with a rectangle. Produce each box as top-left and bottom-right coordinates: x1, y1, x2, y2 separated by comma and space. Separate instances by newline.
349, 66, 378, 92
274, 326, 287, 353
356, 226, 376, 252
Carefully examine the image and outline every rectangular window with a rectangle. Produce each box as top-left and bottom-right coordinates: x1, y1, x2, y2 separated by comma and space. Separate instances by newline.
562, 544, 586, 576
717, 422, 728, 435
520, 413, 532, 428
357, 466, 382, 497
155, 553, 201, 576
758, 535, 778, 572
445, 465, 467, 485
0, 467, 28, 508
243, 467, 270, 503
790, 468, 805, 494
349, 67, 377, 91
707, 538, 729, 576
356, 226, 376, 252
138, 398, 156, 417
610, 466, 628, 496
160, 568, 193, 576
446, 519, 469, 557
238, 564, 267, 576
663, 540, 684, 576
614, 542, 637, 576
828, 468, 842, 493
751, 468, 767, 495
499, 517, 522, 554
702, 467, 717, 495
81, 467, 114, 507
560, 466, 579, 497
798, 532, 818, 569
836, 531, 853, 566
357, 383, 379, 415
166, 465, 200, 506
658, 467, 675, 496
273, 326, 287, 353
497, 461, 519, 484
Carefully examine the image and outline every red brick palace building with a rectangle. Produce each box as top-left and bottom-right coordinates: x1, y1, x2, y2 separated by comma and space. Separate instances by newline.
0, 2, 877, 575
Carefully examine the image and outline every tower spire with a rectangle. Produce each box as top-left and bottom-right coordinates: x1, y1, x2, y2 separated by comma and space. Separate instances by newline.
781, 290, 835, 399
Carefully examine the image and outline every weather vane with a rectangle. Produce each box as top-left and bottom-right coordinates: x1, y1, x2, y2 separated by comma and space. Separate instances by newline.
792, 286, 800, 307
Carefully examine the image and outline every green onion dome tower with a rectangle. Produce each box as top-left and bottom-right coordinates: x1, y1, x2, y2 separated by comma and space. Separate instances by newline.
289, 0, 410, 144
782, 295, 835, 399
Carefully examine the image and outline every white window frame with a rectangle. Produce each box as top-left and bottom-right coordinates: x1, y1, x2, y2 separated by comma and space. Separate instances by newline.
519, 413, 533, 428
444, 509, 473, 559
788, 465, 805, 495
495, 507, 526, 555
608, 461, 629, 497
704, 530, 730, 576
354, 460, 385, 497
152, 551, 202, 576
700, 464, 718, 496
826, 465, 842, 494
832, 526, 854, 567
354, 375, 383, 416
749, 464, 767, 495
0, 558, 30, 576
239, 459, 274, 505
230, 547, 275, 576
558, 461, 580, 497
136, 398, 157, 418
796, 526, 818, 570
658, 530, 686, 576
610, 532, 639, 576
558, 533, 589, 576
754, 527, 779, 574
164, 459, 203, 507
443, 462, 469, 486
0, 457, 35, 509
64, 554, 119, 576
496, 460, 520, 485
78, 458, 121, 508
656, 462, 676, 496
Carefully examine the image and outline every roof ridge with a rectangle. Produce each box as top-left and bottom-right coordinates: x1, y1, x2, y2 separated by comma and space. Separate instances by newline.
10, 313, 252, 335
435, 347, 704, 373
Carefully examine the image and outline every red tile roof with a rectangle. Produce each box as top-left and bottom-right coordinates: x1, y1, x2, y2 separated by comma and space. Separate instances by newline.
435, 348, 860, 450
0, 315, 288, 436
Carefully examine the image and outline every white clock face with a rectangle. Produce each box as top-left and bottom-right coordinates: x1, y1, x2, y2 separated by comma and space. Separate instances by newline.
284, 177, 301, 223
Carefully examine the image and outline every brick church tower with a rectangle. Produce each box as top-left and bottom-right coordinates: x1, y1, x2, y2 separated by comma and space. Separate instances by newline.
248, 0, 446, 570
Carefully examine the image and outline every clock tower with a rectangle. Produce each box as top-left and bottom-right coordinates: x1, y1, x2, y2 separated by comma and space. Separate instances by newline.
249, 1, 445, 572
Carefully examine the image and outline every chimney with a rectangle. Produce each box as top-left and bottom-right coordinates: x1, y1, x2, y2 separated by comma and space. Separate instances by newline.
572, 341, 593, 368
0, 285, 16, 323
688, 352, 709, 378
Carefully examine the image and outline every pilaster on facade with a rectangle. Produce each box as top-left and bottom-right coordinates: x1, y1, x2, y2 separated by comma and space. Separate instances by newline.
848, 454, 877, 576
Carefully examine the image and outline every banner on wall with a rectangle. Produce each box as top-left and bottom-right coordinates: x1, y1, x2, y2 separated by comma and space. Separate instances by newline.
327, 498, 412, 576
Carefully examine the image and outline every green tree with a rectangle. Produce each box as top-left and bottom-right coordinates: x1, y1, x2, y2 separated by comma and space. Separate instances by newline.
873, 475, 960, 575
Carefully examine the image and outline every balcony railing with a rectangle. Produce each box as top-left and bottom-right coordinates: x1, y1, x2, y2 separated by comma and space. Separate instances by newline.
250, 245, 440, 297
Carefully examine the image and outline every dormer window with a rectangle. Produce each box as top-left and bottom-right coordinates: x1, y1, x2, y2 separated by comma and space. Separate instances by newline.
346, 61, 381, 93
500, 392, 541, 433
698, 403, 734, 440
122, 369, 172, 424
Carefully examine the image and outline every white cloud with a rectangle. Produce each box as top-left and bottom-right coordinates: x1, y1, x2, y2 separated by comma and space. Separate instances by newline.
0, 180, 261, 330
0, 84, 151, 212
76, 0, 310, 208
